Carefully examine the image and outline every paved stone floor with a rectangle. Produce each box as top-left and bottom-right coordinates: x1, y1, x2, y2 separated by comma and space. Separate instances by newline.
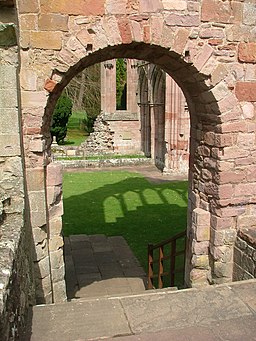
28, 279, 256, 341
64, 234, 147, 299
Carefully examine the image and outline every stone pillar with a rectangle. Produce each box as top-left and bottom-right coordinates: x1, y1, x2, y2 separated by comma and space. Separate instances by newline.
46, 163, 66, 303
185, 208, 211, 287
101, 59, 116, 114
127, 59, 139, 114
164, 75, 189, 173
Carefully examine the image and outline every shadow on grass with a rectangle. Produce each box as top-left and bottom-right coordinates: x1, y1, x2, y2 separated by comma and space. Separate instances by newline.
63, 172, 188, 292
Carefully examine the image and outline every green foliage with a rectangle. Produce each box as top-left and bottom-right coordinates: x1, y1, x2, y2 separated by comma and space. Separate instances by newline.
116, 58, 127, 110
63, 171, 188, 286
65, 64, 101, 119
81, 111, 95, 134
65, 111, 88, 146
51, 95, 73, 144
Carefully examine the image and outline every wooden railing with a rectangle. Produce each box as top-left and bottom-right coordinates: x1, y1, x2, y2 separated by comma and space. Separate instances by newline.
147, 230, 186, 290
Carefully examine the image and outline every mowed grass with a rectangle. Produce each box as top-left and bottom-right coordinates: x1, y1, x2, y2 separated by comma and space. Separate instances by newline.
63, 170, 188, 286
65, 111, 88, 145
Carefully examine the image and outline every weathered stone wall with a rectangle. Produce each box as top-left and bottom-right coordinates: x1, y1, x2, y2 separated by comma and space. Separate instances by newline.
107, 118, 141, 154
100, 58, 141, 154
233, 228, 256, 281
0, 4, 35, 340
80, 113, 115, 155
55, 156, 152, 169
12, 0, 256, 301
139, 64, 190, 173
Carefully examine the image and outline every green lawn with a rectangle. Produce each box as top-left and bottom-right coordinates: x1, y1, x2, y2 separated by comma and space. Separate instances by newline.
63, 170, 188, 287
65, 111, 88, 145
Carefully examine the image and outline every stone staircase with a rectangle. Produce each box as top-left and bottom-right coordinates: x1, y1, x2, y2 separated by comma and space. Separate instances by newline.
25, 279, 256, 341
64, 235, 147, 300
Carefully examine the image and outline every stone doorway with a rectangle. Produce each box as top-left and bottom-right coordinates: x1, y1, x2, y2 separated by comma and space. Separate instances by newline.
16, 2, 251, 303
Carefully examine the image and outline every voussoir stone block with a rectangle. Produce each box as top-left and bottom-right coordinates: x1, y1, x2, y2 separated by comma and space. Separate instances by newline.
173, 28, 190, 54
118, 18, 133, 44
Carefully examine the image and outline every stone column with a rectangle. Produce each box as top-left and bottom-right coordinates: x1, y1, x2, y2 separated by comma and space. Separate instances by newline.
101, 59, 116, 114
127, 59, 139, 114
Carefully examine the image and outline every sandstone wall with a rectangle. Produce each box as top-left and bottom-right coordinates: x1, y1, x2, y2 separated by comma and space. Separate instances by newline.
108, 118, 141, 154
233, 228, 256, 281
0, 5, 35, 340
13, 0, 256, 301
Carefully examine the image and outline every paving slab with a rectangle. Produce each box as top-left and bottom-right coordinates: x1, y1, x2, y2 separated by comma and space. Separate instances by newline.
28, 280, 256, 341
64, 235, 147, 299
29, 298, 131, 341
119, 284, 254, 334
106, 315, 256, 341
229, 279, 256, 313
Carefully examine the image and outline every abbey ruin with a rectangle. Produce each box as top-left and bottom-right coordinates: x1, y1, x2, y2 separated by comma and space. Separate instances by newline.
0, 0, 256, 339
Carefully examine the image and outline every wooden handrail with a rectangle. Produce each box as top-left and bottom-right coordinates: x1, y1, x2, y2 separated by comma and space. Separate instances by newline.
147, 230, 186, 290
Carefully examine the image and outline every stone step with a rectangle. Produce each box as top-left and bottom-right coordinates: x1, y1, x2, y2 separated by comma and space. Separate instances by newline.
69, 285, 178, 303
27, 280, 256, 341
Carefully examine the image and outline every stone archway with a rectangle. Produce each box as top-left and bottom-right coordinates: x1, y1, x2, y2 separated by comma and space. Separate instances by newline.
137, 63, 190, 173
16, 0, 256, 303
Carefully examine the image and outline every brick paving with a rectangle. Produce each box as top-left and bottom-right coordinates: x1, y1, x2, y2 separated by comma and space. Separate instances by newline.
64, 234, 147, 299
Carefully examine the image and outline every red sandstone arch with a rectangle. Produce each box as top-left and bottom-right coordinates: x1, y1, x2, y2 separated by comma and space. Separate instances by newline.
16, 1, 254, 303
40, 41, 231, 299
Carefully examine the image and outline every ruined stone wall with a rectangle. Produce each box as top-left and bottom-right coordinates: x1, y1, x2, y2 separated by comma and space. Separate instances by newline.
13, 0, 256, 301
138, 64, 190, 173
0, 4, 35, 340
107, 118, 141, 154
80, 113, 115, 155
233, 228, 256, 281
100, 59, 141, 154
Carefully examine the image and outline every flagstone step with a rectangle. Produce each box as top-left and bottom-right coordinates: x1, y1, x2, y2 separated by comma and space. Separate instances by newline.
26, 279, 256, 341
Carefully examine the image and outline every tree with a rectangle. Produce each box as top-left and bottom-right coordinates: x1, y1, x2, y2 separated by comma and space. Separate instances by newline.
65, 64, 101, 120
51, 95, 73, 144
116, 58, 127, 110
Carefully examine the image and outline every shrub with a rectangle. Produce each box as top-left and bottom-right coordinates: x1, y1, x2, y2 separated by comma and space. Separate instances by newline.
82, 112, 95, 134
51, 95, 73, 144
